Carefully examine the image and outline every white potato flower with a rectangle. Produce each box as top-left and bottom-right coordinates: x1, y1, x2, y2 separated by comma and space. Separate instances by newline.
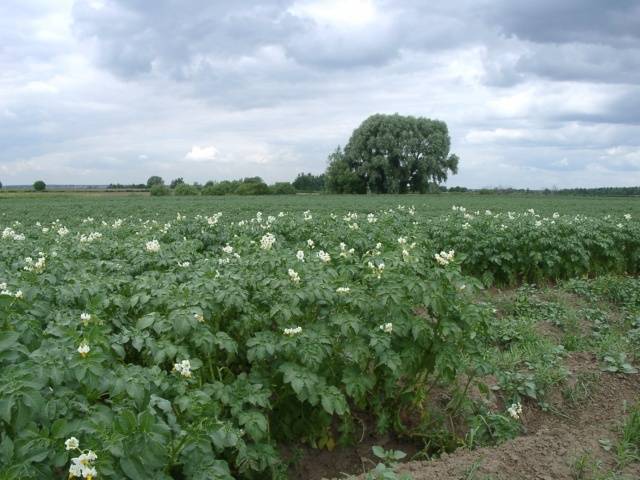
260, 233, 276, 250
379, 323, 393, 333
288, 269, 300, 284
65, 437, 80, 451
507, 402, 523, 420
173, 359, 192, 378
317, 250, 331, 263
145, 239, 160, 253
283, 326, 302, 336
77, 343, 90, 357
434, 250, 455, 266
68, 449, 98, 479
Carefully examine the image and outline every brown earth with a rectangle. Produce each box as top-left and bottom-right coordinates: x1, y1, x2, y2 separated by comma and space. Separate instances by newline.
289, 351, 640, 480
390, 360, 640, 480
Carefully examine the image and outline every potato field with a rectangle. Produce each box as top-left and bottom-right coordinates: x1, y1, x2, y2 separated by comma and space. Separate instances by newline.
1, 194, 639, 480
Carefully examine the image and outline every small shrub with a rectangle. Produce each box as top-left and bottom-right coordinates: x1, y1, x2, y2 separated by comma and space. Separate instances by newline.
149, 184, 171, 196
174, 183, 199, 196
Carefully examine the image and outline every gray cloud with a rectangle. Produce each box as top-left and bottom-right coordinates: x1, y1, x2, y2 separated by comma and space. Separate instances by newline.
487, 0, 640, 46
0, 0, 639, 188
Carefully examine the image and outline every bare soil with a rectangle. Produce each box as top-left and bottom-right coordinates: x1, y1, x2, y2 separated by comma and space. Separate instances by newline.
389, 355, 640, 480
289, 352, 639, 480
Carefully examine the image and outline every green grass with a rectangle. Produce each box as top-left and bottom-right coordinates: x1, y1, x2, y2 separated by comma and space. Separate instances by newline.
1, 192, 639, 222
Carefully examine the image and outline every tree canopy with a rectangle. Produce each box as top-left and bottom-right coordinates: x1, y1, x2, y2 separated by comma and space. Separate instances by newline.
170, 177, 185, 188
33, 180, 46, 191
325, 114, 459, 193
292, 172, 325, 192
146, 176, 164, 188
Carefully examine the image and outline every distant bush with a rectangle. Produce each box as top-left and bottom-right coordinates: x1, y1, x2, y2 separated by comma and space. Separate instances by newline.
270, 182, 296, 195
202, 181, 237, 196
174, 183, 200, 196
149, 184, 171, 196
33, 180, 46, 192
236, 181, 270, 195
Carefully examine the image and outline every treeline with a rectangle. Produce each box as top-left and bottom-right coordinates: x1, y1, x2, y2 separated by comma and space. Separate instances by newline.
107, 183, 147, 189
451, 187, 640, 196
549, 186, 640, 196
146, 173, 326, 196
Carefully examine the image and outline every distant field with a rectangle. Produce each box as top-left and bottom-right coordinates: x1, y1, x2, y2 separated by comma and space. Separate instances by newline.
0, 192, 638, 221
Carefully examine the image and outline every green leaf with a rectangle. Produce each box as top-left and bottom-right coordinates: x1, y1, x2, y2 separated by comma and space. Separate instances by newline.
50, 418, 68, 439
209, 424, 240, 450
120, 456, 147, 480
0, 398, 14, 423
279, 362, 323, 405
320, 386, 348, 416
0, 434, 14, 464
214, 332, 238, 355
0, 331, 20, 353
115, 410, 137, 435
126, 383, 146, 405
372, 445, 385, 459
238, 410, 269, 441
342, 368, 375, 403
136, 315, 155, 330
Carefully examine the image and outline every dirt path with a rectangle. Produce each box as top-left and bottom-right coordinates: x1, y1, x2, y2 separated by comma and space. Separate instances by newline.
350, 354, 640, 480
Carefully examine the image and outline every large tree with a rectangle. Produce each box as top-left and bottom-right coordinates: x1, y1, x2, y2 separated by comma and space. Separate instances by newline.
326, 114, 459, 193
146, 176, 164, 188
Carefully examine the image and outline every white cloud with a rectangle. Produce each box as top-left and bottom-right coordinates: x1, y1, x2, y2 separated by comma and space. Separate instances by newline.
289, 0, 379, 29
184, 145, 219, 162
466, 128, 529, 144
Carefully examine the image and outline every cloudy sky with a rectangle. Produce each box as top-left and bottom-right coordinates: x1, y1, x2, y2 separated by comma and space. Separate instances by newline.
1, 0, 639, 188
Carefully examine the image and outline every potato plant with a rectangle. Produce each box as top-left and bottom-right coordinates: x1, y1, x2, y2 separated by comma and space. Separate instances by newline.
0, 208, 489, 479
